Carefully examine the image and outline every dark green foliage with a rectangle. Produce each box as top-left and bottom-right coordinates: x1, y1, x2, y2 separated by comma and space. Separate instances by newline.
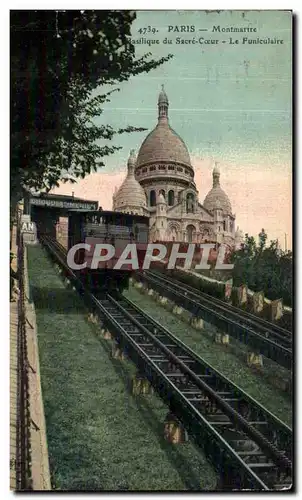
230, 230, 292, 307
158, 230, 292, 308
164, 268, 226, 300
11, 10, 172, 204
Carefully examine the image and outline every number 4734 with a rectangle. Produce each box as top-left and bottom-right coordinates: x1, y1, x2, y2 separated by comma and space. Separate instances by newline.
138, 26, 157, 35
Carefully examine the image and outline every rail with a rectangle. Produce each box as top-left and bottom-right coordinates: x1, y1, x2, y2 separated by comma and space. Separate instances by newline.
40, 236, 292, 490
150, 270, 291, 339
135, 271, 292, 370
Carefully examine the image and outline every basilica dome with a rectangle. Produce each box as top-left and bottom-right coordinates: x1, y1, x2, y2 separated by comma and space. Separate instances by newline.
113, 151, 147, 211
136, 86, 192, 168
136, 125, 192, 167
203, 164, 232, 215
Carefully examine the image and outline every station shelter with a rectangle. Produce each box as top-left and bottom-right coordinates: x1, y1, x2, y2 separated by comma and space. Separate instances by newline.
22, 191, 99, 245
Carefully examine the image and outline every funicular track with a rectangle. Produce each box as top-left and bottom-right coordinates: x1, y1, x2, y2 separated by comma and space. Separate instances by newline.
148, 270, 291, 340
40, 236, 292, 491
135, 271, 292, 371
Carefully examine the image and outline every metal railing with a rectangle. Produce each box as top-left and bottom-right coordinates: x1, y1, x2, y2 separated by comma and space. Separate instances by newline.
15, 223, 32, 490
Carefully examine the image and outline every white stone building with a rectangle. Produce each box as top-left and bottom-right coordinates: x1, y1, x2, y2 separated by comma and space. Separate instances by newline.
113, 86, 244, 247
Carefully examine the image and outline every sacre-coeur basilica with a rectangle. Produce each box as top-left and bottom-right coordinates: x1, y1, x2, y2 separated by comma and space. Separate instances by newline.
112, 86, 244, 248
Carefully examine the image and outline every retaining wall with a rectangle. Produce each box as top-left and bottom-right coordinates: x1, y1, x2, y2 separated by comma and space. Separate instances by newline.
23, 243, 51, 490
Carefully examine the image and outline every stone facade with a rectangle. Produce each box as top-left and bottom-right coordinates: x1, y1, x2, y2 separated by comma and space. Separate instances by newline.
113, 86, 244, 247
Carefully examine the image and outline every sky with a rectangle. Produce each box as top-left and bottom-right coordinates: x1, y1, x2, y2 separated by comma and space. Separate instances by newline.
52, 10, 292, 249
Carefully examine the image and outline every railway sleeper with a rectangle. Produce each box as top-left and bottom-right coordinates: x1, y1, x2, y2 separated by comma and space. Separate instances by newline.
238, 450, 267, 458
248, 463, 277, 471
181, 389, 231, 396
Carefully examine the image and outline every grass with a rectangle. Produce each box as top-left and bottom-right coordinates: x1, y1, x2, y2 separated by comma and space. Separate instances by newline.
124, 286, 292, 427
27, 245, 217, 491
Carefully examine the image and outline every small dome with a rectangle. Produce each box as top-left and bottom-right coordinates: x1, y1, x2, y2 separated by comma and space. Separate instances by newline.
114, 151, 147, 211
203, 186, 232, 214
204, 164, 232, 215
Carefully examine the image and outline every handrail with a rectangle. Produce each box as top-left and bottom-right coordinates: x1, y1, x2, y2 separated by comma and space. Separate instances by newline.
16, 222, 32, 490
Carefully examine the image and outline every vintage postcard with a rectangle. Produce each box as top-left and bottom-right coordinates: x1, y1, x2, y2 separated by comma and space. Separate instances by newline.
10, 10, 292, 492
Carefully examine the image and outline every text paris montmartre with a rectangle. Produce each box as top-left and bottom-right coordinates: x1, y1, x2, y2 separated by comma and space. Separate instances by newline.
132, 24, 284, 46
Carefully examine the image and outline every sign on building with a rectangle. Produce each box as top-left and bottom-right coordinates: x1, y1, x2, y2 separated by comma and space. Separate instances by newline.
20, 217, 38, 244
30, 198, 98, 210
21, 221, 35, 233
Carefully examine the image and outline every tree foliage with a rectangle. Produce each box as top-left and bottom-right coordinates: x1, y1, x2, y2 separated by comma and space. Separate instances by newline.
230, 229, 292, 306
11, 10, 172, 204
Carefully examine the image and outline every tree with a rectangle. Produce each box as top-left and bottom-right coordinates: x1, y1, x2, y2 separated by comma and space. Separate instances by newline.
10, 10, 172, 210
230, 230, 292, 306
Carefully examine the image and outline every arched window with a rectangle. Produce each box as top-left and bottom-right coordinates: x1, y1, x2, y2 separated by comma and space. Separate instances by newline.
223, 221, 226, 231
150, 190, 156, 207
186, 193, 194, 213
168, 190, 175, 206
169, 226, 178, 241
186, 225, 195, 243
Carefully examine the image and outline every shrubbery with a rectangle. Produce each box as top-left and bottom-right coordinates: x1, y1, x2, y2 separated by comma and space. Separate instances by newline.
156, 229, 292, 308
166, 268, 226, 300
230, 230, 292, 307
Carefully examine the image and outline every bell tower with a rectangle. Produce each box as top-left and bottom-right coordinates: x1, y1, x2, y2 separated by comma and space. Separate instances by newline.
158, 84, 169, 123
